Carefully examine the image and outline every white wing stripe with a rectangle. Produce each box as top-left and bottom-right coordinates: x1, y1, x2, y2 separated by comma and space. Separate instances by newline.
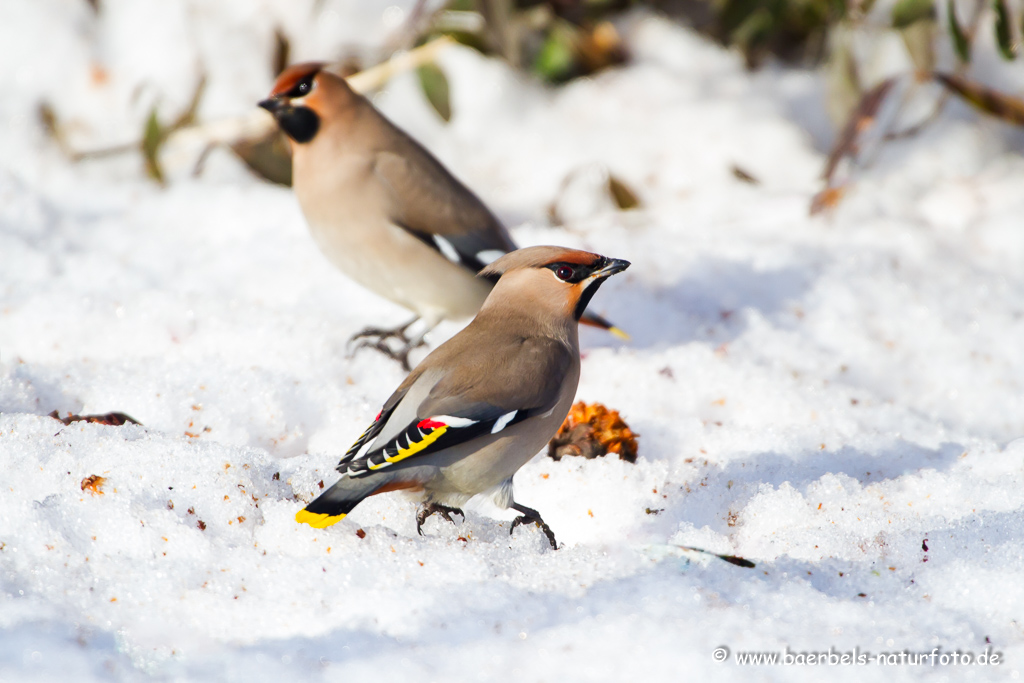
432, 235, 461, 264
433, 415, 477, 428
476, 249, 505, 265
491, 411, 518, 434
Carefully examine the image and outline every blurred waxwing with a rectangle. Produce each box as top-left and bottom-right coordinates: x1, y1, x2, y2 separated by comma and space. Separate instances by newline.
294, 246, 630, 549
259, 63, 625, 370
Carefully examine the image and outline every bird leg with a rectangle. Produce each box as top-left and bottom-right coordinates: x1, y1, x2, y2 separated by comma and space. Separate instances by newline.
347, 318, 428, 371
416, 502, 465, 536
509, 503, 558, 550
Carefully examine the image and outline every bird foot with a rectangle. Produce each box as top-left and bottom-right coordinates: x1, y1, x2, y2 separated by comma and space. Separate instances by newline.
510, 514, 559, 550
416, 502, 465, 536
347, 320, 427, 372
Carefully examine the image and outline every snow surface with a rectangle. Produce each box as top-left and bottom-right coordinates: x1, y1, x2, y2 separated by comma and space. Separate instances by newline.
3, 2, 1024, 681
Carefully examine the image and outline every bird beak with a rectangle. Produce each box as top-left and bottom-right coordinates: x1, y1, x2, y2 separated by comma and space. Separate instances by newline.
573, 257, 630, 330
592, 258, 630, 279
258, 97, 286, 114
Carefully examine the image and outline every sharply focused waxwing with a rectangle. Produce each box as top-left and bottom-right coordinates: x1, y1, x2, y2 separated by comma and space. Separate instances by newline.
259, 63, 625, 369
294, 246, 629, 548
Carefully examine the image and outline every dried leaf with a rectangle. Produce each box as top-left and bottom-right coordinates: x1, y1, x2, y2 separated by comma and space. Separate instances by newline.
822, 78, 896, 183
993, 0, 1017, 60
141, 107, 165, 185
892, 0, 935, 28
272, 27, 291, 76
230, 131, 293, 186
670, 545, 755, 568
933, 72, 1024, 125
416, 62, 451, 122
731, 164, 759, 184
607, 174, 640, 210
49, 410, 142, 426
824, 27, 863, 129
810, 186, 846, 215
38, 102, 59, 139
548, 402, 639, 463
900, 17, 937, 73
81, 475, 107, 495
477, 0, 520, 67
947, 0, 971, 63
575, 21, 628, 73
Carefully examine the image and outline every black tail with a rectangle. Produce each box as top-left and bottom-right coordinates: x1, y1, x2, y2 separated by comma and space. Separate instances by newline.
294, 474, 385, 528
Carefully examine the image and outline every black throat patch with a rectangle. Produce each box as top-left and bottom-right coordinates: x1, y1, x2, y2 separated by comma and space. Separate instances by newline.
574, 278, 607, 321
276, 106, 320, 143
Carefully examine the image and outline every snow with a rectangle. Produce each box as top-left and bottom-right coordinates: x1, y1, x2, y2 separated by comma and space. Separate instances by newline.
3, 2, 1024, 681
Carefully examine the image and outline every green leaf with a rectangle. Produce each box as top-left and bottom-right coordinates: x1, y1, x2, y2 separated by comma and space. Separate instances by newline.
533, 27, 576, 83
416, 62, 451, 123
730, 7, 775, 52
993, 0, 1016, 60
141, 107, 165, 185
947, 0, 971, 63
891, 0, 934, 28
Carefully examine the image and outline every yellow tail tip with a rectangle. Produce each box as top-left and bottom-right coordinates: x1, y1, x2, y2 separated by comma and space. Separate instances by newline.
295, 509, 346, 528
609, 326, 631, 341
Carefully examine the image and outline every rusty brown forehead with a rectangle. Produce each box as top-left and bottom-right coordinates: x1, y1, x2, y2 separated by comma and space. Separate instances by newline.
269, 62, 327, 96
548, 250, 602, 266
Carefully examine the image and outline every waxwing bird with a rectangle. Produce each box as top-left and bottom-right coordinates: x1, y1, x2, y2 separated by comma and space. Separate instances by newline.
295, 246, 630, 549
259, 63, 625, 370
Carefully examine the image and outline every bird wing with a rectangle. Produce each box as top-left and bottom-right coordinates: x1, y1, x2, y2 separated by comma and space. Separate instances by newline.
338, 337, 572, 477
373, 149, 516, 273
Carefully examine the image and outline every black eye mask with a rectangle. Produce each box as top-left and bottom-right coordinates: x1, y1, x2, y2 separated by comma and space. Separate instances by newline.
544, 257, 608, 284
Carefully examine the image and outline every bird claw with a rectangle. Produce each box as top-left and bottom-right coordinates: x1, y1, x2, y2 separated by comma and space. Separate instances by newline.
416, 502, 465, 536
510, 515, 559, 550
349, 337, 416, 371
347, 321, 427, 372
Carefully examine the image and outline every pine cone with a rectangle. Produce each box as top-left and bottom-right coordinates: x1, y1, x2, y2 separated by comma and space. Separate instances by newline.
548, 402, 638, 463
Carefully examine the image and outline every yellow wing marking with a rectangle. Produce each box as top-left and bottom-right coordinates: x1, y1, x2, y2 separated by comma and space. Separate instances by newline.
295, 509, 346, 528
367, 425, 449, 471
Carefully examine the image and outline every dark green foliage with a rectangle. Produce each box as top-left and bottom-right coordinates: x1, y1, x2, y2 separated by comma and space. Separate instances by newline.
715, 0, 847, 66
417, 62, 453, 122
947, 0, 971, 63
993, 0, 1017, 59
533, 24, 578, 82
141, 108, 165, 184
891, 0, 935, 28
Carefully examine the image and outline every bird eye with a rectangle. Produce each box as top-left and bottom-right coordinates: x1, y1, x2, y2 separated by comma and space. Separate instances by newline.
285, 76, 315, 99
556, 266, 574, 281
